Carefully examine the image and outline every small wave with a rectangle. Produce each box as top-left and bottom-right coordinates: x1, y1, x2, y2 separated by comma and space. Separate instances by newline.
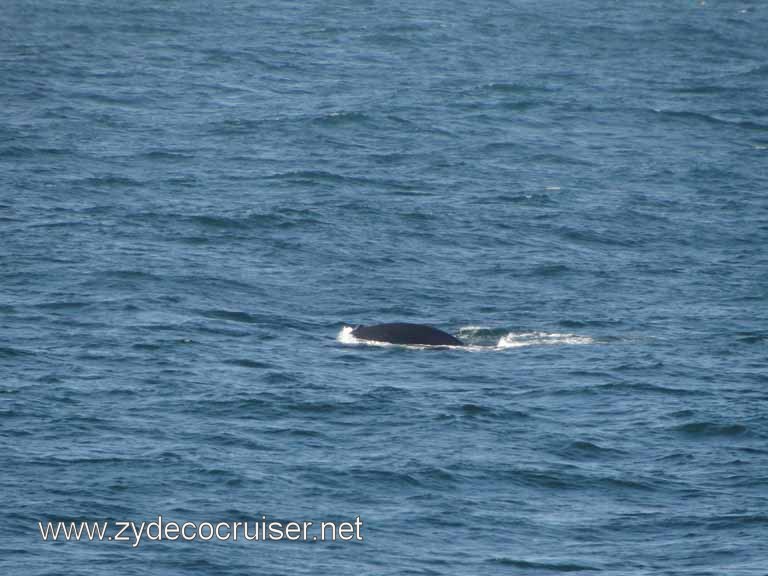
312, 110, 371, 126
736, 331, 767, 344
529, 152, 594, 166
674, 422, 749, 437
653, 109, 767, 131
734, 63, 768, 80
0, 145, 71, 158
530, 263, 571, 277
488, 558, 599, 571
455, 325, 509, 347
467, 82, 551, 95
77, 175, 145, 188
557, 440, 627, 460
34, 300, 91, 311
671, 85, 729, 95
456, 325, 491, 334
137, 150, 195, 161
482, 141, 524, 153
223, 358, 274, 369
264, 169, 429, 195
0, 346, 34, 358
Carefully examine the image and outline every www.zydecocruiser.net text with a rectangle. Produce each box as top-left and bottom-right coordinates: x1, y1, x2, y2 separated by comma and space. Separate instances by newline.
38, 516, 364, 547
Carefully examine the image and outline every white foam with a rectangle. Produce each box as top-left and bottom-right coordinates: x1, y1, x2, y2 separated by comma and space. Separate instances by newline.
337, 325, 363, 345
457, 325, 490, 333
496, 331, 594, 348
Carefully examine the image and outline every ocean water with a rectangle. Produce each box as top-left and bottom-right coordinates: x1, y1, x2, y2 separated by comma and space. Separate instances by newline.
2, 0, 768, 573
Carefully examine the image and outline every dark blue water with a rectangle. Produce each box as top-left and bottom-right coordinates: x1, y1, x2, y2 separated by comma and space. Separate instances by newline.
3, 1, 768, 573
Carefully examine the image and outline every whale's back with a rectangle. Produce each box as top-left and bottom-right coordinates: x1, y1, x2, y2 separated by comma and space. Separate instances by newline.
351, 323, 464, 346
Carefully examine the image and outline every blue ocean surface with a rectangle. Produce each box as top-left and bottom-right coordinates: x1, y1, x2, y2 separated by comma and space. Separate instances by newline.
2, 1, 767, 574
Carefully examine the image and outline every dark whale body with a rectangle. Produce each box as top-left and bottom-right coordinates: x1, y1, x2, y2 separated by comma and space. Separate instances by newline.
351, 323, 464, 346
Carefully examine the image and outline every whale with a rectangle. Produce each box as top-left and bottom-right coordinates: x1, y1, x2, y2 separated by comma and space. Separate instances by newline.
350, 323, 464, 346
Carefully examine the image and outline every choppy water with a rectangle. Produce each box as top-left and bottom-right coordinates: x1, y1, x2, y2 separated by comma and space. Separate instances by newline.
3, 1, 768, 574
